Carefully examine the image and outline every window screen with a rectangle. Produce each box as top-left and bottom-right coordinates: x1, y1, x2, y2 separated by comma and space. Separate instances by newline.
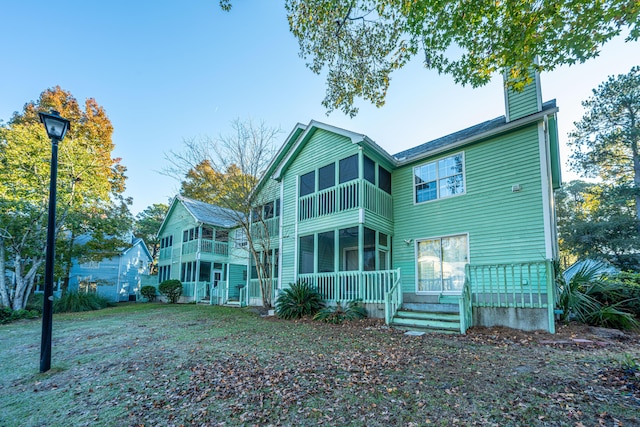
318, 163, 335, 191
364, 155, 375, 184
300, 171, 315, 196
339, 154, 358, 183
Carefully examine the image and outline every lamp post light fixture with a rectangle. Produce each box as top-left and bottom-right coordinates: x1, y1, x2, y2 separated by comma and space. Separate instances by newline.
38, 109, 70, 373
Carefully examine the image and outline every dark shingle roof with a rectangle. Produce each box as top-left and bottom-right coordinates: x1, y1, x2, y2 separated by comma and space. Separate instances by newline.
393, 99, 557, 162
178, 195, 243, 228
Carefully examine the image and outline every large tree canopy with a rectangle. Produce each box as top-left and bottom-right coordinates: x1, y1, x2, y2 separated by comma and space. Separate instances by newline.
0, 87, 131, 309
134, 203, 169, 274
227, 0, 638, 117
568, 66, 640, 225
556, 181, 639, 271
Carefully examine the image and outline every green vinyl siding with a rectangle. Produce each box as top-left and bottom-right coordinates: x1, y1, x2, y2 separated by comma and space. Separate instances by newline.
393, 125, 547, 294
279, 129, 361, 288
228, 263, 247, 291
506, 70, 541, 121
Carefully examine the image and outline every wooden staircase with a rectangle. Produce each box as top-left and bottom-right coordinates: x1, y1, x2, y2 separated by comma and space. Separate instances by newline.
390, 302, 462, 334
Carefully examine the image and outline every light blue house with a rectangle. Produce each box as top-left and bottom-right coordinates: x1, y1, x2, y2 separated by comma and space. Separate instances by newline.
68, 236, 153, 302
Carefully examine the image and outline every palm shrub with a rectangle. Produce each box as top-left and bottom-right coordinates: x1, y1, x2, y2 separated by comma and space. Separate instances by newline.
140, 285, 157, 302
598, 272, 640, 317
54, 291, 112, 313
158, 280, 182, 304
313, 300, 368, 324
557, 263, 639, 330
275, 281, 324, 319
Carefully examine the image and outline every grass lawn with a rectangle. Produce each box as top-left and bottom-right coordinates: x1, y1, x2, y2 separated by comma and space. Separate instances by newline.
0, 303, 638, 426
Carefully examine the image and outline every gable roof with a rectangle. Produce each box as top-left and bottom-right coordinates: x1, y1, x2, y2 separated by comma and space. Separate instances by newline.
157, 195, 244, 236
394, 100, 557, 164
178, 195, 244, 228
272, 120, 397, 181
255, 99, 558, 193
71, 235, 152, 262
122, 237, 153, 262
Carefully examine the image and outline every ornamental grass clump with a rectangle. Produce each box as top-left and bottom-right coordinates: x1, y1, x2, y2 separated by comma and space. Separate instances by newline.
313, 300, 368, 324
54, 291, 113, 313
158, 280, 183, 304
275, 281, 324, 319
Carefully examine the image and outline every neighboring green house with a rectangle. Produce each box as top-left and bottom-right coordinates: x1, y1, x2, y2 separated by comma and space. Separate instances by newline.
156, 196, 248, 304
247, 72, 561, 333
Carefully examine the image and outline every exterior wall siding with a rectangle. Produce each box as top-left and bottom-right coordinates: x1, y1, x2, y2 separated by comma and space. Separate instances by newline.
279, 129, 361, 289
68, 240, 151, 302
505, 70, 541, 121
392, 125, 547, 294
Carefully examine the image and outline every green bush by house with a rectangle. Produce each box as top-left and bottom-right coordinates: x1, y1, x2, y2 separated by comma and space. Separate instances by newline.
140, 285, 157, 302
158, 280, 183, 304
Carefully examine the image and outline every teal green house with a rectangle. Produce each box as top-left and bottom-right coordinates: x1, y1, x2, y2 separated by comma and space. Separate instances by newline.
156, 196, 249, 305
159, 73, 561, 333
249, 72, 561, 333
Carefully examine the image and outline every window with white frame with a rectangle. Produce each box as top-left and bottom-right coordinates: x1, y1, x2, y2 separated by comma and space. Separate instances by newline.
416, 234, 468, 293
234, 228, 248, 248
414, 153, 465, 203
81, 261, 100, 269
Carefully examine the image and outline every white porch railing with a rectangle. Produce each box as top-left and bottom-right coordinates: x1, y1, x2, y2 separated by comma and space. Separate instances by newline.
248, 278, 278, 305
384, 274, 403, 324
299, 269, 400, 303
298, 180, 392, 221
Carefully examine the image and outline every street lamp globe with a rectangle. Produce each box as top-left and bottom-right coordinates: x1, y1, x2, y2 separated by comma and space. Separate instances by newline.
38, 110, 70, 141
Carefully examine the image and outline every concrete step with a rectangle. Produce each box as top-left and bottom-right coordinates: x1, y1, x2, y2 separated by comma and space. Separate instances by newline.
395, 310, 460, 322
401, 302, 458, 313
391, 309, 461, 333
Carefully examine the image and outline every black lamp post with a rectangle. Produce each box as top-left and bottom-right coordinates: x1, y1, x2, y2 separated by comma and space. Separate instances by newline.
38, 109, 70, 373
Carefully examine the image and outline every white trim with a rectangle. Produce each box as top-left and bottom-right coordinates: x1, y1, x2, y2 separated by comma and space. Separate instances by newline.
293, 174, 300, 280
534, 70, 543, 112
274, 120, 397, 180
414, 232, 470, 295
413, 152, 466, 205
538, 119, 554, 259
277, 180, 284, 289
503, 70, 511, 123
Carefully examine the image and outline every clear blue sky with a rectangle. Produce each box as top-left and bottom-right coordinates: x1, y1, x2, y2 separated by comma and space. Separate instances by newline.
1, 1, 639, 215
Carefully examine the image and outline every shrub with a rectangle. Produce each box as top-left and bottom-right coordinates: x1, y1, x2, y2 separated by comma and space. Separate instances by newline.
599, 272, 640, 318
140, 285, 157, 302
158, 280, 182, 304
25, 293, 44, 314
557, 264, 639, 330
0, 307, 14, 324
0, 307, 41, 324
313, 300, 368, 324
54, 291, 113, 313
275, 281, 324, 319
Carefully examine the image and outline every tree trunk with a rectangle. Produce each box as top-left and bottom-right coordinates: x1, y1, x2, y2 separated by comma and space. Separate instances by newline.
0, 239, 11, 308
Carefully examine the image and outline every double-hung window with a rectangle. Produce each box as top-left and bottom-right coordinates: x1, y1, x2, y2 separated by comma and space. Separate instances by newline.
414, 153, 465, 203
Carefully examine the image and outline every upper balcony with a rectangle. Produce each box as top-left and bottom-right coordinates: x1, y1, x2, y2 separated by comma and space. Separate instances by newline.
182, 239, 229, 257
299, 180, 392, 222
